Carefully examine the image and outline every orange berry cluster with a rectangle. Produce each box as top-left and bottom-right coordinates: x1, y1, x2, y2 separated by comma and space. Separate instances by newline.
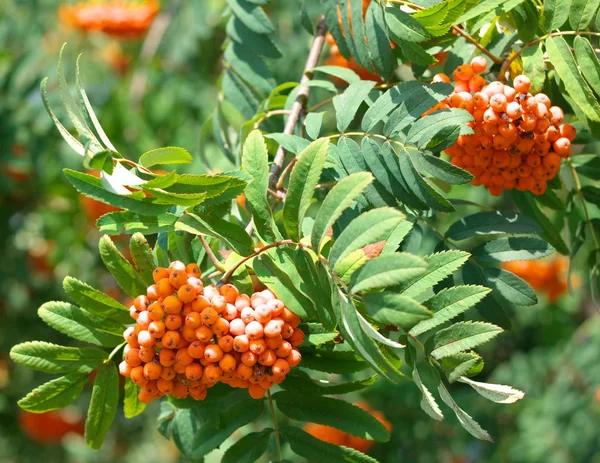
118, 261, 303, 403
502, 256, 569, 303
304, 401, 392, 453
430, 57, 576, 196
59, 1, 159, 38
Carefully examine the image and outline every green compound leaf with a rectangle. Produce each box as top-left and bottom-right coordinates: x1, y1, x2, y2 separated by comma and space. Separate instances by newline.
85, 361, 119, 450
10, 342, 107, 374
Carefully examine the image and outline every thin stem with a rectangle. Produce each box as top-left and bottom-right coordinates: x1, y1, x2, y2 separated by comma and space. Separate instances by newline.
275, 158, 297, 190
566, 158, 600, 250
384, 0, 503, 64
107, 342, 126, 362
499, 31, 600, 82
253, 109, 293, 129
220, 240, 312, 284
269, 16, 328, 189
268, 390, 283, 463
199, 235, 226, 273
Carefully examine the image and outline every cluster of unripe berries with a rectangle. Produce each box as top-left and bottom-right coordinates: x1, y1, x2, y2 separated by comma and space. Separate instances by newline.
502, 256, 570, 303
118, 262, 303, 403
59, 1, 159, 38
431, 57, 575, 196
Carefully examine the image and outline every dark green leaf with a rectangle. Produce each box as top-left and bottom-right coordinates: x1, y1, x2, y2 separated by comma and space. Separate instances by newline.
418, 152, 474, 184
385, 7, 430, 43
38, 302, 123, 347
445, 211, 542, 240
227, 0, 274, 34
10, 342, 107, 374
85, 362, 119, 450
99, 235, 147, 297
222, 429, 272, 463
283, 139, 329, 241
364, 291, 432, 331
482, 267, 538, 306
18, 373, 88, 413
280, 370, 377, 395
333, 81, 377, 132
426, 321, 503, 360
63, 276, 131, 324
273, 391, 390, 441
471, 237, 554, 264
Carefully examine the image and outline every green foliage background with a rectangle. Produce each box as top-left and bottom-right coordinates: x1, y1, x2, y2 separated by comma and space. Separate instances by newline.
1, 0, 600, 462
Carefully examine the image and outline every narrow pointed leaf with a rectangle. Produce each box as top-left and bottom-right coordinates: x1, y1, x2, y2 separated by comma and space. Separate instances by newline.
18, 373, 88, 413
458, 377, 525, 404
85, 362, 119, 450
426, 321, 503, 360
10, 342, 107, 374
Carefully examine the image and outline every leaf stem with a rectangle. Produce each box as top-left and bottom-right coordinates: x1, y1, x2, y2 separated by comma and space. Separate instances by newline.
253, 109, 293, 129
498, 31, 600, 82
269, 16, 328, 189
267, 389, 283, 463
107, 342, 126, 362
199, 235, 226, 273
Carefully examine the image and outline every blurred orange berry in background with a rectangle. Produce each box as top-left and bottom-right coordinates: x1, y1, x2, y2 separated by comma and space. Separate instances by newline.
19, 410, 85, 444
502, 256, 571, 303
59, 1, 159, 39
304, 401, 392, 453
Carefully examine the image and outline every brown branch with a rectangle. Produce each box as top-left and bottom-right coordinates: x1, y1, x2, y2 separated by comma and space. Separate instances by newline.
268, 16, 328, 189
199, 235, 226, 273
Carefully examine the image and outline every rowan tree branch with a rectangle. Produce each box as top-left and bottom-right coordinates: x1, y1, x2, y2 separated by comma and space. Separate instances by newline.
268, 16, 328, 189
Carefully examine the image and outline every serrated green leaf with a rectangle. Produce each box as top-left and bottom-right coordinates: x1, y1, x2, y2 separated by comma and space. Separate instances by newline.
85, 362, 119, 450
241, 130, 278, 243
227, 0, 274, 34
99, 235, 147, 297
398, 149, 454, 212
413, 367, 444, 421
274, 391, 389, 441
96, 211, 177, 235
363, 291, 432, 332
385, 6, 430, 43
574, 36, 600, 98
139, 147, 192, 168
546, 36, 600, 122
350, 253, 427, 293
172, 400, 264, 460
483, 267, 538, 306
312, 172, 374, 252
522, 43, 546, 94
397, 251, 470, 298
283, 139, 329, 241
418, 152, 474, 184
300, 349, 369, 375
129, 233, 156, 286
63, 276, 131, 324
222, 429, 272, 463
225, 43, 275, 96
471, 237, 554, 264
543, 0, 570, 31
410, 286, 491, 336
280, 370, 377, 395
406, 109, 473, 149
124, 378, 145, 419
176, 213, 254, 257
366, 1, 394, 77
18, 373, 88, 413
576, 155, 600, 180
438, 383, 493, 442
281, 426, 379, 463
313, 65, 360, 84
227, 16, 281, 58
330, 207, 406, 271
10, 342, 107, 374
253, 254, 316, 319
338, 293, 406, 382
333, 81, 377, 132
445, 211, 542, 241
426, 321, 503, 360
305, 112, 325, 140
458, 377, 524, 404
461, 262, 512, 329
64, 169, 170, 216
38, 302, 123, 347
442, 352, 485, 383
511, 191, 569, 255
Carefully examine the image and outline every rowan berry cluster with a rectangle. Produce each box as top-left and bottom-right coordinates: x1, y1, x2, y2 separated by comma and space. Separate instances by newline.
118, 261, 303, 403
59, 1, 159, 38
431, 57, 575, 196
502, 256, 569, 303
304, 401, 392, 453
